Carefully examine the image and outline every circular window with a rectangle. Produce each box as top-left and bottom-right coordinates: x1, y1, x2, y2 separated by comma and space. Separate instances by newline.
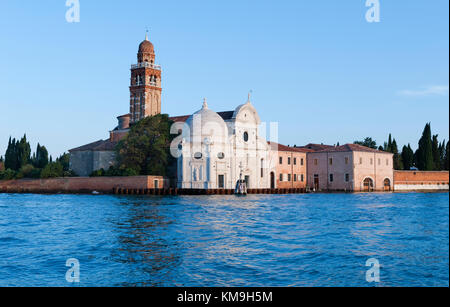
178, 144, 183, 150
218, 152, 225, 160
194, 152, 203, 159
243, 132, 249, 142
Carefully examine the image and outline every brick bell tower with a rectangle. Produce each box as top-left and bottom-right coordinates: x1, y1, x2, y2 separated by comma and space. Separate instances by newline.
129, 32, 162, 124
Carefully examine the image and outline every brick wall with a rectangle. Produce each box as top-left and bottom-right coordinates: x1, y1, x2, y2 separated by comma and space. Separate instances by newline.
394, 171, 449, 186
0, 176, 170, 194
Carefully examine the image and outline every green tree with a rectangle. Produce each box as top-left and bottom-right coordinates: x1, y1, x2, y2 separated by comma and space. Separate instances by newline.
401, 144, 414, 170
0, 169, 16, 180
431, 135, 441, 170
40, 162, 64, 179
33, 144, 49, 169
116, 114, 175, 176
416, 123, 434, 171
354, 137, 377, 149
391, 139, 403, 170
386, 134, 393, 152
56, 153, 70, 172
4, 137, 17, 170
16, 134, 31, 169
444, 141, 450, 171
438, 140, 446, 170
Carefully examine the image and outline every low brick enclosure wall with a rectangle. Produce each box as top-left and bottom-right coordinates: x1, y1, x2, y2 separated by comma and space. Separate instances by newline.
394, 171, 449, 191
0, 176, 170, 194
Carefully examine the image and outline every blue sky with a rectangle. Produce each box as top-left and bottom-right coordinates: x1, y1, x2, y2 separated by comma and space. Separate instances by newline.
0, 0, 448, 158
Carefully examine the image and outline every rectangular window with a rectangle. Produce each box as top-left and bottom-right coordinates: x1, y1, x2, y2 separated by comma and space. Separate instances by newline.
288, 157, 291, 165
279, 157, 283, 165
154, 180, 159, 189
301, 158, 304, 166
370, 158, 373, 165
301, 174, 304, 182
345, 174, 349, 182
386, 159, 389, 166
378, 159, 381, 165
288, 174, 291, 182
294, 174, 297, 182
314, 159, 318, 166
329, 174, 334, 182
294, 158, 297, 165
279, 174, 283, 182
360, 157, 363, 165
345, 157, 349, 165
329, 158, 333, 165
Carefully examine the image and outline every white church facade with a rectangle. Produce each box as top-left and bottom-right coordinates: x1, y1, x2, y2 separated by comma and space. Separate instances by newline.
176, 97, 276, 190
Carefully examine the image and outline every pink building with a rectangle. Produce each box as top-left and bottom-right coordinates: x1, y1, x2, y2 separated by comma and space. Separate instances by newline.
306, 144, 394, 192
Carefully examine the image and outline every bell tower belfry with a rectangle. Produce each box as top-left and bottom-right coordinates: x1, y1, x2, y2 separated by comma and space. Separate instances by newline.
129, 32, 162, 124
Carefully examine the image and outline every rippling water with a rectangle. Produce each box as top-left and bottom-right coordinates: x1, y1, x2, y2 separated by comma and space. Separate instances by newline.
0, 192, 448, 287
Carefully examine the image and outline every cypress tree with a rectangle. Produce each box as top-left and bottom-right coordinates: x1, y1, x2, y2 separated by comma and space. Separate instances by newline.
387, 134, 393, 153
438, 140, 446, 170
5, 137, 19, 170
431, 135, 441, 170
33, 143, 49, 169
445, 141, 450, 171
392, 139, 403, 170
416, 123, 434, 171
17, 134, 31, 169
401, 144, 414, 170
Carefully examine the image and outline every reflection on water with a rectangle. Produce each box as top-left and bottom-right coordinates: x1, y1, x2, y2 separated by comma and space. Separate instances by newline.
0, 193, 448, 287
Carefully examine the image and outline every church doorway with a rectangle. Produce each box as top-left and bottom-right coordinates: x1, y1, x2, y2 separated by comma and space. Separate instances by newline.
270, 172, 275, 189
218, 175, 225, 189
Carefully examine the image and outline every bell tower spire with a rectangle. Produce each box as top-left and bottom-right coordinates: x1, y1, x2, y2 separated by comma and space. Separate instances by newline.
129, 34, 162, 124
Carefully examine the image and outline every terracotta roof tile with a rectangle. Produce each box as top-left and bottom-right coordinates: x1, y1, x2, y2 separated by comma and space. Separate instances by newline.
268, 142, 315, 153
315, 143, 391, 154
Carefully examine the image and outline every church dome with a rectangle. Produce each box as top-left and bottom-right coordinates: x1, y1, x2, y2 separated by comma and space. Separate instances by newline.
139, 39, 154, 53
184, 99, 228, 143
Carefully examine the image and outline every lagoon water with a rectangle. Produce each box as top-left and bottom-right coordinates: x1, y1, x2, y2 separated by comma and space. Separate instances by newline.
0, 192, 448, 287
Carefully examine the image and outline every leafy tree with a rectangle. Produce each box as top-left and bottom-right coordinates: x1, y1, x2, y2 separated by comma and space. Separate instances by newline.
0, 169, 16, 180
16, 164, 35, 180
416, 123, 434, 171
116, 114, 175, 176
354, 137, 377, 149
56, 153, 70, 172
401, 144, 414, 170
40, 162, 63, 179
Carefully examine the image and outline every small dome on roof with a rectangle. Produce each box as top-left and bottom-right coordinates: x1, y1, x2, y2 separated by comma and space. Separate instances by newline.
184, 99, 228, 143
